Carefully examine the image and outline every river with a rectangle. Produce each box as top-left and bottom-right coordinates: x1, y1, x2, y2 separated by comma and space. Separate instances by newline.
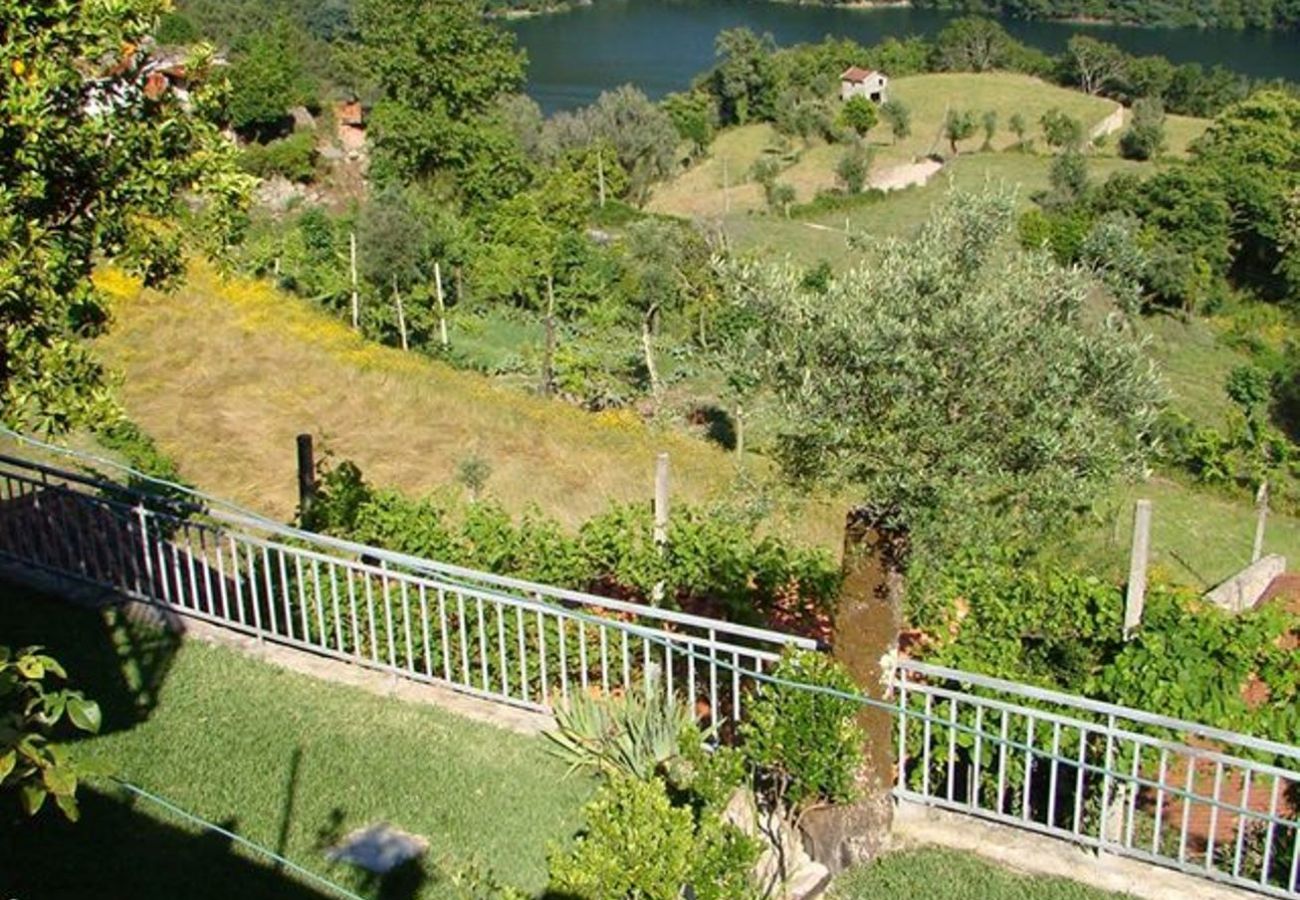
506, 0, 1300, 113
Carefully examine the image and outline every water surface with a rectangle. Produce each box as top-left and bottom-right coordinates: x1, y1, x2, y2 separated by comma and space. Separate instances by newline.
507, 0, 1300, 112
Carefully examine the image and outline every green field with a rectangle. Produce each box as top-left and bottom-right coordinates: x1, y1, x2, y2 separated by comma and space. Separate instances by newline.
0, 585, 592, 899
721, 152, 1154, 269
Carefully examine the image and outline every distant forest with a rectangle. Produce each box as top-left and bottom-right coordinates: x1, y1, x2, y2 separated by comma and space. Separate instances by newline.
906, 0, 1300, 31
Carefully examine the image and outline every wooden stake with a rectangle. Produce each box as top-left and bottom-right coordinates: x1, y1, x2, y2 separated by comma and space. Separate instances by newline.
349, 231, 359, 330
1252, 481, 1269, 563
541, 274, 556, 397
1124, 499, 1152, 639
434, 261, 449, 349
295, 434, 315, 521
652, 453, 669, 605
392, 275, 408, 351
596, 149, 606, 209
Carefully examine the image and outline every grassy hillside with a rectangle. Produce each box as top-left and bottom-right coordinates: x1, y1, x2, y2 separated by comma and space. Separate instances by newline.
87, 265, 844, 546
649, 73, 1120, 220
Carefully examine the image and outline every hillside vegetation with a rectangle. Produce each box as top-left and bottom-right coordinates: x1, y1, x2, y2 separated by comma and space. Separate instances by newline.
89, 265, 844, 545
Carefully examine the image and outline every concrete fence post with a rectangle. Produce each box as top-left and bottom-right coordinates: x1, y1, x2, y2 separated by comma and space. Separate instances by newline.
1123, 499, 1152, 640
651, 453, 669, 606
1252, 481, 1269, 563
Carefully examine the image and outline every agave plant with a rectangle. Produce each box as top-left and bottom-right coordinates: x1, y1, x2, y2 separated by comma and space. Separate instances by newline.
546, 679, 700, 781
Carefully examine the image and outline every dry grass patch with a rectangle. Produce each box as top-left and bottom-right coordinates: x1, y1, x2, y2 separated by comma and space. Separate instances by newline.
88, 263, 843, 547
647, 124, 777, 219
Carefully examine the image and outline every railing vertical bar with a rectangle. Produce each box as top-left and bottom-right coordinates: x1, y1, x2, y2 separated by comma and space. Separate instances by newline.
1099, 713, 1117, 846
365, 575, 378, 664
578, 620, 589, 692
329, 563, 344, 654
536, 608, 548, 707
558, 615, 570, 702
312, 559, 327, 649
897, 679, 909, 793
183, 524, 201, 611
708, 629, 718, 730
258, 543, 276, 637
996, 711, 1009, 815
347, 566, 361, 657
946, 697, 958, 803
922, 692, 933, 799
226, 534, 244, 625
1048, 722, 1061, 828
401, 579, 414, 674
517, 605, 528, 703
1178, 756, 1196, 864
496, 601, 509, 697
732, 651, 742, 724
1021, 715, 1036, 823
295, 554, 311, 643
244, 543, 263, 637
1153, 749, 1169, 856
274, 547, 291, 638
457, 592, 470, 687
1232, 769, 1252, 879
382, 564, 396, 670
599, 626, 609, 695
420, 584, 432, 679
438, 589, 451, 682
476, 595, 489, 691
970, 703, 984, 809
687, 640, 697, 710
215, 529, 231, 621
1205, 761, 1224, 870
154, 522, 173, 607
1125, 742, 1141, 849
1261, 776, 1281, 885
1287, 815, 1299, 893
1072, 727, 1088, 835
621, 630, 631, 690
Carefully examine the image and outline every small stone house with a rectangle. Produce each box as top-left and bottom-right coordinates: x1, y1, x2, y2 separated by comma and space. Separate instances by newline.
840, 66, 888, 103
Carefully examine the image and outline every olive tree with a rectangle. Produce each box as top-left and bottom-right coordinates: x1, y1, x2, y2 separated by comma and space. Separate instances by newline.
719, 187, 1163, 562
1, 0, 252, 434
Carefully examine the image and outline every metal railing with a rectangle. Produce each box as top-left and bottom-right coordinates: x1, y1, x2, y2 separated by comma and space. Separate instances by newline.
894, 660, 1300, 897
0, 449, 1296, 897
0, 452, 813, 729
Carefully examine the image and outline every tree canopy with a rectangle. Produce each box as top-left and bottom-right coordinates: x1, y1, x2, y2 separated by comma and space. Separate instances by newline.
1, 0, 251, 433
720, 187, 1162, 562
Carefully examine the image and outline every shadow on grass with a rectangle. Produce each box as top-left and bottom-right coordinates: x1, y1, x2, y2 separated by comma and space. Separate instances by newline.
0, 788, 335, 900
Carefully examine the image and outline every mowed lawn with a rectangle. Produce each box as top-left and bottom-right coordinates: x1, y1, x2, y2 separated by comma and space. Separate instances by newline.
87, 264, 844, 549
831, 847, 1125, 900
0, 585, 592, 899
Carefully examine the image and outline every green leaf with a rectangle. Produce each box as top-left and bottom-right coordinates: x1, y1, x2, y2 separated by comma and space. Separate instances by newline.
54, 792, 80, 822
0, 748, 14, 783
15, 656, 44, 680
67, 697, 102, 734
42, 764, 77, 796
18, 781, 47, 816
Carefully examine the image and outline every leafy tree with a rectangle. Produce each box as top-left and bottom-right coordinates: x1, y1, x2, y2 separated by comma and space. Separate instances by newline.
1008, 111, 1028, 148
2, 644, 102, 820
712, 27, 778, 125
662, 91, 717, 160
1, 0, 251, 434
357, 0, 526, 189
1119, 97, 1167, 161
981, 109, 998, 150
934, 17, 1013, 72
880, 98, 912, 143
840, 95, 878, 137
1048, 150, 1089, 205
1040, 107, 1085, 151
944, 109, 977, 155
719, 187, 1162, 562
1064, 35, 1127, 96
836, 143, 873, 194
586, 86, 679, 205
1192, 90, 1300, 297
769, 182, 796, 217
227, 19, 314, 139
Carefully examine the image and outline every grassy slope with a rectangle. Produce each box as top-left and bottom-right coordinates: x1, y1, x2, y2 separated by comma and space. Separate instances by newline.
0, 586, 591, 898
88, 265, 842, 548
723, 152, 1153, 269
831, 847, 1124, 900
650, 73, 1119, 220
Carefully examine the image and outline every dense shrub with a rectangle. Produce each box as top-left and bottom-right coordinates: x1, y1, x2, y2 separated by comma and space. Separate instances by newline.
741, 649, 865, 809
239, 132, 318, 183
547, 776, 757, 900
302, 459, 840, 635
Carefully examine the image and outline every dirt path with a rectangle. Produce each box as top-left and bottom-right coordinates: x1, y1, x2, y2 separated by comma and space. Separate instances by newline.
869, 158, 945, 192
